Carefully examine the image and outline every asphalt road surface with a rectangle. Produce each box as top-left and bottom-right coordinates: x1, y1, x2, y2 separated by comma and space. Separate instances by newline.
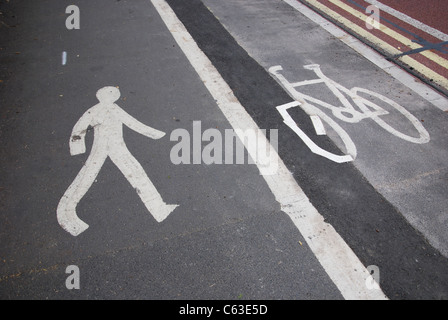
1, 0, 447, 302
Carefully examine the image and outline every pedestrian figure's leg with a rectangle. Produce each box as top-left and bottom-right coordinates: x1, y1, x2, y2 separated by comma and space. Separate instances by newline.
57, 151, 107, 236
109, 148, 178, 222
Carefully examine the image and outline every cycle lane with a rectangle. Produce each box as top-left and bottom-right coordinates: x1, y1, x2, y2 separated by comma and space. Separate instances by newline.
195, 0, 448, 299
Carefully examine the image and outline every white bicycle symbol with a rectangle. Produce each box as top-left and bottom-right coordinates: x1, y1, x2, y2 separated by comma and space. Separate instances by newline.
269, 64, 430, 163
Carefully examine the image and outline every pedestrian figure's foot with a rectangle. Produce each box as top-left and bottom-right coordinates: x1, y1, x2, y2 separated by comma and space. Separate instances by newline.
58, 208, 90, 236
153, 204, 179, 223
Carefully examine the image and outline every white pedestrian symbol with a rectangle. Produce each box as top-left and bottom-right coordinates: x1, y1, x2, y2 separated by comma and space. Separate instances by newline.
57, 86, 178, 236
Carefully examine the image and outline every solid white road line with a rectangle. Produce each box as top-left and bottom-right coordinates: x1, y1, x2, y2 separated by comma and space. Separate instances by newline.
151, 0, 387, 300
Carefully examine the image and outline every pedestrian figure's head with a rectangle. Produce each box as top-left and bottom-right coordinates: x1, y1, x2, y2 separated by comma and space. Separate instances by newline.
96, 86, 121, 104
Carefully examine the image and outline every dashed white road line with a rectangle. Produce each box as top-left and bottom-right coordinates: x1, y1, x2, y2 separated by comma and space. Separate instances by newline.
151, 0, 388, 300
62, 51, 67, 65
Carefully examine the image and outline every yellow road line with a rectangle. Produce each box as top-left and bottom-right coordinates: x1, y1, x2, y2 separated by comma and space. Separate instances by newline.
328, 0, 448, 70
303, 0, 448, 89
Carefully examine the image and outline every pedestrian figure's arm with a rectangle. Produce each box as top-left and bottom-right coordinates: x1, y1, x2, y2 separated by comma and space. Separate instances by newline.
119, 108, 166, 140
70, 110, 94, 156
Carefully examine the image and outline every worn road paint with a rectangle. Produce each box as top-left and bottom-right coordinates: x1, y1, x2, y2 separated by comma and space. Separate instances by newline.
151, 0, 387, 300
57, 86, 178, 236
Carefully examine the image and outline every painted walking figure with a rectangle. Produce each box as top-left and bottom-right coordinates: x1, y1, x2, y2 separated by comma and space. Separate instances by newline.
57, 86, 178, 236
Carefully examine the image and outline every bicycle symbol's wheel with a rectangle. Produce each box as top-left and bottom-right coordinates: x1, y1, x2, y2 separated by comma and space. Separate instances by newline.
351, 88, 430, 144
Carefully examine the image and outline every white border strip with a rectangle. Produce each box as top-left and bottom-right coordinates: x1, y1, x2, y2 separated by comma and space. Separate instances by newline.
151, 0, 387, 300
365, 0, 448, 42
284, 0, 448, 112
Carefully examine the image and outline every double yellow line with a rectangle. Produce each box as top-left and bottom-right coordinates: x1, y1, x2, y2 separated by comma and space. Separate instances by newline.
301, 0, 448, 90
